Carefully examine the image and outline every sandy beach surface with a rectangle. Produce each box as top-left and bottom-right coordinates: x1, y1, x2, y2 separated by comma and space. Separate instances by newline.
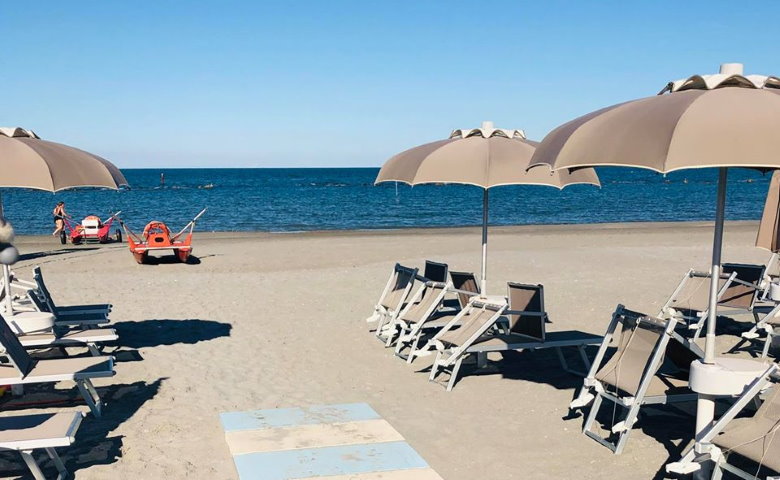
0, 221, 772, 480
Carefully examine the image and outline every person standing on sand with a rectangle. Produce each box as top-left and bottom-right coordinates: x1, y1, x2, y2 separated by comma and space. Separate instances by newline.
52, 201, 70, 236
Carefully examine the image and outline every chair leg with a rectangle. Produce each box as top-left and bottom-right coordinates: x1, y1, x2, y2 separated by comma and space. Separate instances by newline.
446, 356, 465, 392
613, 402, 642, 455
76, 379, 103, 418
583, 393, 602, 434
405, 334, 421, 364
429, 351, 443, 382
19, 450, 46, 480
45, 447, 67, 477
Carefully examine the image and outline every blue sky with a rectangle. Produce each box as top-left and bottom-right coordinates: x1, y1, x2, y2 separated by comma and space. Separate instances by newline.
1, 1, 777, 168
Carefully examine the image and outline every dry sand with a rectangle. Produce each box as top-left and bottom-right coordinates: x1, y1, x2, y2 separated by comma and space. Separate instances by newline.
0, 221, 772, 480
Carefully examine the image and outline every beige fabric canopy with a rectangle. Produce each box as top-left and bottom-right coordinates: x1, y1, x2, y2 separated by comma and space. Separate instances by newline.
377, 122, 598, 188
376, 122, 600, 294
757, 170, 780, 252
0, 128, 127, 192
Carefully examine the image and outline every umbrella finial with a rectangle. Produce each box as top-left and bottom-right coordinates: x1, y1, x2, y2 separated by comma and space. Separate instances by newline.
481, 121, 494, 131
720, 63, 744, 76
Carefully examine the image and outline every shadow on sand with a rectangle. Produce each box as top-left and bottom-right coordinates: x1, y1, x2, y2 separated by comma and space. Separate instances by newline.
0, 378, 165, 477
139, 254, 202, 265
113, 319, 231, 349
19, 247, 101, 262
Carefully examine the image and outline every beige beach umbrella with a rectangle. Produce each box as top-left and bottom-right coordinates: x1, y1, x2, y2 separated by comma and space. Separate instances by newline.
756, 170, 780, 253
376, 121, 600, 294
0, 127, 129, 313
529, 63, 780, 467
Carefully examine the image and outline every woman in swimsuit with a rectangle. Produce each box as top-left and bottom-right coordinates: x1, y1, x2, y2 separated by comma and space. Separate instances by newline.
52, 201, 70, 236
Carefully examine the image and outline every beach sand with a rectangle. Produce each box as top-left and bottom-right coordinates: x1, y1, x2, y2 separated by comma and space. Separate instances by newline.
0, 221, 771, 480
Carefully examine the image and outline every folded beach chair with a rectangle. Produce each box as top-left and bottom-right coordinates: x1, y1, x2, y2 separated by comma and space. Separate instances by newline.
569, 305, 700, 454
32, 266, 112, 316
391, 280, 451, 356
429, 297, 507, 391
0, 411, 84, 480
0, 315, 115, 417
366, 264, 418, 336
666, 363, 780, 479
428, 283, 603, 390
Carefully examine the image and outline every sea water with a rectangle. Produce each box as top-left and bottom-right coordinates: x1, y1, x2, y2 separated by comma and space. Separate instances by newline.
0, 167, 771, 235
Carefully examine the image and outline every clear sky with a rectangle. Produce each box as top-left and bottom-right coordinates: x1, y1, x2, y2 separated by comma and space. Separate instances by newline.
1, 1, 777, 168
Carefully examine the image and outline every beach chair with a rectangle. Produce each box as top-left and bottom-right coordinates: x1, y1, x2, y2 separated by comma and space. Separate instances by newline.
429, 298, 507, 391
15, 328, 118, 356
0, 315, 115, 417
391, 281, 451, 358
0, 411, 84, 480
366, 264, 418, 336
24, 291, 110, 329
661, 265, 765, 342
463, 283, 603, 374
449, 270, 481, 309
667, 363, 780, 479
569, 305, 700, 454
32, 266, 112, 316
740, 302, 780, 359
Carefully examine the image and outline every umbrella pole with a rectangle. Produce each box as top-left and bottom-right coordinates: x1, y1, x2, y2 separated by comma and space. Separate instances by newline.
481, 189, 488, 296
704, 167, 727, 365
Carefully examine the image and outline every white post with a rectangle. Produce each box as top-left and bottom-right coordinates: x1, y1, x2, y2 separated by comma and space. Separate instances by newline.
480, 189, 488, 296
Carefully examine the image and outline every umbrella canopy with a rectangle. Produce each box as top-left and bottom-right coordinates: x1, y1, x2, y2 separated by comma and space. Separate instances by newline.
756, 170, 780, 253
377, 121, 599, 294
529, 63, 780, 463
0, 127, 128, 192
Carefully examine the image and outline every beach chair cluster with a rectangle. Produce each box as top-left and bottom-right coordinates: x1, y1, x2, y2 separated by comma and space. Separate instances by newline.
366, 261, 602, 391
0, 266, 118, 479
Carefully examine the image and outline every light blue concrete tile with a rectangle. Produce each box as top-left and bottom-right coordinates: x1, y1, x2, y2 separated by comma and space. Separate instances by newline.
220, 403, 379, 432
233, 441, 428, 479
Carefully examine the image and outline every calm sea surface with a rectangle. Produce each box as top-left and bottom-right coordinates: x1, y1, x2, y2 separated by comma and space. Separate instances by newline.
0, 167, 772, 235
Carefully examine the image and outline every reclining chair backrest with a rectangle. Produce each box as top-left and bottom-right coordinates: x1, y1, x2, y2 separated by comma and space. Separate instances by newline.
449, 271, 480, 309
720, 263, 765, 311
400, 282, 447, 324
423, 261, 448, 283
437, 301, 503, 349
380, 264, 416, 310
507, 282, 545, 341
666, 270, 732, 313
0, 314, 33, 377
32, 267, 55, 313
595, 310, 667, 396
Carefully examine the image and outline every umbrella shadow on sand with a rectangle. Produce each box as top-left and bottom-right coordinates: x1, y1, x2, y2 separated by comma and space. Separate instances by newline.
113, 319, 232, 349
0, 378, 165, 477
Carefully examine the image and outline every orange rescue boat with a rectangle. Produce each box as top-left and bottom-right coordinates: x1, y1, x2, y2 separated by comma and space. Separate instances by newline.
121, 208, 206, 264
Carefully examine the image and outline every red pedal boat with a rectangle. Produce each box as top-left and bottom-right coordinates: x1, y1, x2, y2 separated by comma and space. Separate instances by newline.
61, 212, 122, 245
121, 209, 206, 264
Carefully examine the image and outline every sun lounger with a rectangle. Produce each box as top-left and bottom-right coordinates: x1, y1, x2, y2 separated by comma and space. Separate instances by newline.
391, 281, 451, 357
32, 266, 112, 316
569, 305, 700, 454
0, 314, 115, 417
16, 328, 118, 356
428, 297, 507, 391
428, 283, 602, 391
667, 363, 780, 478
366, 264, 418, 337
422, 260, 448, 283
0, 411, 84, 480
660, 265, 766, 343
24, 291, 110, 329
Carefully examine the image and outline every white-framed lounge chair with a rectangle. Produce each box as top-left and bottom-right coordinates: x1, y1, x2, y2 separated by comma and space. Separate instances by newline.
16, 328, 118, 357
428, 283, 603, 391
464, 282, 603, 374
0, 411, 84, 480
661, 265, 766, 344
24, 291, 110, 329
0, 315, 115, 417
429, 297, 507, 391
391, 280, 451, 357
31, 266, 112, 317
739, 301, 780, 359
366, 264, 418, 336
569, 305, 700, 454
667, 363, 780, 479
